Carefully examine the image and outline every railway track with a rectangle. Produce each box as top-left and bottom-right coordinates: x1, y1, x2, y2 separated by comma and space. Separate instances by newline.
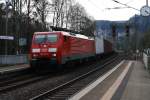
30, 54, 125, 100
0, 53, 117, 94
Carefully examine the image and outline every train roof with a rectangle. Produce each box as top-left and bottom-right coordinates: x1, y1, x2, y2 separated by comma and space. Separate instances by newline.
34, 31, 94, 40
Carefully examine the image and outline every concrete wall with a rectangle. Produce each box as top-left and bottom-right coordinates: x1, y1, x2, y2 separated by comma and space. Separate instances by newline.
0, 54, 29, 65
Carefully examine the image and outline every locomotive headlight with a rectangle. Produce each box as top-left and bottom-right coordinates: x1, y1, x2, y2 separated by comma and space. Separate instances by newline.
48, 48, 57, 52
32, 48, 40, 53
52, 54, 56, 56
33, 54, 38, 57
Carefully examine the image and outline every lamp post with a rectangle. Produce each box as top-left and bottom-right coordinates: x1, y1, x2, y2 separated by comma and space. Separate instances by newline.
4, 1, 12, 55
3, 0, 13, 63
134, 15, 138, 60
146, 0, 148, 6
5, 2, 8, 56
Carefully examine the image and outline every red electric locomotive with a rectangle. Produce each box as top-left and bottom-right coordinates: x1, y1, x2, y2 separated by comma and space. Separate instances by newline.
30, 31, 95, 68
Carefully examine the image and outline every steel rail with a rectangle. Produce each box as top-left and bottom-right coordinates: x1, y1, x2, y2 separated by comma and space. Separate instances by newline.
30, 55, 124, 100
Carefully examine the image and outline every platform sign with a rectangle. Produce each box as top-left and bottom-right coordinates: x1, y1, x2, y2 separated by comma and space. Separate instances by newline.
0, 36, 14, 40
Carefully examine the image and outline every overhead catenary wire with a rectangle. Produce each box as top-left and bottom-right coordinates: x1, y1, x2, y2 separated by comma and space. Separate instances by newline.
106, 6, 130, 10
112, 0, 140, 11
125, 0, 135, 5
87, 0, 105, 12
86, 0, 139, 12
106, 0, 135, 10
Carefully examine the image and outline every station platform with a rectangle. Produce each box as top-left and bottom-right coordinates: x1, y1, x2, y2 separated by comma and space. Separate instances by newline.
120, 61, 150, 100
69, 60, 150, 100
0, 64, 29, 74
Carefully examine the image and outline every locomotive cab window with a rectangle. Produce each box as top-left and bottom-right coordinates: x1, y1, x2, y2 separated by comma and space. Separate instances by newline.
34, 34, 58, 43
34, 35, 46, 43
47, 34, 58, 43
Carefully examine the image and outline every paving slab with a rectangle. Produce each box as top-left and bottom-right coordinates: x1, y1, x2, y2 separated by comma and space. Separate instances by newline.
120, 61, 150, 100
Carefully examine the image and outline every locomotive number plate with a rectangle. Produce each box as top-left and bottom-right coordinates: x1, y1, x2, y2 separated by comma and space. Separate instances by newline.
41, 48, 47, 52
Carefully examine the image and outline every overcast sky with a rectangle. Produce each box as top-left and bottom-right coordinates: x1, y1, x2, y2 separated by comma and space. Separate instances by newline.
76, 0, 147, 21
0, 0, 147, 21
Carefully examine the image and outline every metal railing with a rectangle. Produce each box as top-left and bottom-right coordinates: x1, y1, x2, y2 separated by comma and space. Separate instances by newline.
143, 53, 150, 70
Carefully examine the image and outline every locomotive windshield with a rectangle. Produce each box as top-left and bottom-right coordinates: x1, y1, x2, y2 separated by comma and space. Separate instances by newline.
47, 34, 57, 42
34, 34, 57, 43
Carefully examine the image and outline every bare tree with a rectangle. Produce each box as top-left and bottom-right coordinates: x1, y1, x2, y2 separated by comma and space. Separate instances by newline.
32, 0, 52, 29
52, 0, 64, 27
51, 1, 95, 35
